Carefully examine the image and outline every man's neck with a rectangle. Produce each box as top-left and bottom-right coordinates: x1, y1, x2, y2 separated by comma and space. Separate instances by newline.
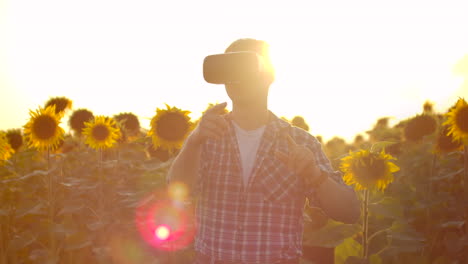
231, 102, 269, 131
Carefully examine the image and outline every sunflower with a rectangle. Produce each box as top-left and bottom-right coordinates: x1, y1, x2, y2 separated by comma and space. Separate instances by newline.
435, 125, 463, 153
354, 134, 365, 146
316, 135, 323, 144
444, 98, 468, 145
375, 117, 390, 128
45, 96, 73, 117
82, 116, 120, 150
148, 104, 193, 153
404, 114, 437, 142
340, 149, 400, 191
291, 116, 310, 132
5, 129, 23, 152
202, 103, 230, 115
114, 112, 141, 140
423, 100, 434, 114
385, 142, 402, 157
0, 132, 14, 164
24, 105, 65, 151
69, 108, 94, 136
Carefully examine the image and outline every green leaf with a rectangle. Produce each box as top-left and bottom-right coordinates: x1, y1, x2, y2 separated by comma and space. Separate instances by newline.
387, 221, 425, 253
304, 220, 361, 247
335, 238, 362, 264
369, 197, 403, 219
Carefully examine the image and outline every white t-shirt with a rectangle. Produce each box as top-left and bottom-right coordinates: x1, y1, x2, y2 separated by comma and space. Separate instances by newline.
232, 121, 266, 186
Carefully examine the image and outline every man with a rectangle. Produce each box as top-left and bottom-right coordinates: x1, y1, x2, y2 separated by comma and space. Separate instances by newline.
167, 38, 360, 264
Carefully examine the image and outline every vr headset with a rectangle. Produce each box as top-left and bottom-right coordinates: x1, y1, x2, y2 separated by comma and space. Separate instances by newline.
203, 51, 272, 84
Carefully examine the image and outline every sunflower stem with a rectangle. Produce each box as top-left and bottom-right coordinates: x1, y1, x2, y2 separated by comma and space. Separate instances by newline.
427, 154, 436, 225
98, 149, 104, 218
0, 219, 6, 264
421, 153, 437, 258
47, 147, 57, 262
464, 146, 468, 236
1, 204, 14, 264
362, 189, 370, 260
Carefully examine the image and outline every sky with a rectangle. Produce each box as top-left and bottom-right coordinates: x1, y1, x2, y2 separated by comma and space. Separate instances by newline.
1, 0, 467, 142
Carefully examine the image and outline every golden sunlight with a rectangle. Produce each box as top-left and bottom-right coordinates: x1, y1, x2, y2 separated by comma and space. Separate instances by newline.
1, 1, 468, 263
1, 0, 467, 143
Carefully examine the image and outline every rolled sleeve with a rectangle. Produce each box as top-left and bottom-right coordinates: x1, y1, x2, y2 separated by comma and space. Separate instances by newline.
304, 138, 349, 208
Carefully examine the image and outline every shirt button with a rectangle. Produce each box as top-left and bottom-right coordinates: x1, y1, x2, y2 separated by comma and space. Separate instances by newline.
238, 225, 243, 231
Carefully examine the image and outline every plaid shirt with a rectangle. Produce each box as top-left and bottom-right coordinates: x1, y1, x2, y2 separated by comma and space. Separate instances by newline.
191, 112, 345, 263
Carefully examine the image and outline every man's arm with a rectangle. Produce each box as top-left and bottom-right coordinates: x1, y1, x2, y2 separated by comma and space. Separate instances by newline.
276, 135, 360, 224
313, 171, 360, 224
167, 102, 228, 189
166, 134, 203, 187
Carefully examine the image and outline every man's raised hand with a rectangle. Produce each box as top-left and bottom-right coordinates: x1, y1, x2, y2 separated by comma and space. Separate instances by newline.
274, 134, 321, 181
190, 102, 228, 145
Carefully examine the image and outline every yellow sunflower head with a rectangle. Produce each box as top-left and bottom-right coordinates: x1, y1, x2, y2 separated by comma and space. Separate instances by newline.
45, 96, 73, 117
443, 98, 468, 145
340, 149, 400, 191
5, 129, 23, 152
24, 105, 65, 151
0, 132, 14, 164
82, 116, 121, 150
148, 104, 193, 153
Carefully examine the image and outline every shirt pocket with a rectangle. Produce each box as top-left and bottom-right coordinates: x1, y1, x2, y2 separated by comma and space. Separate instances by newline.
257, 156, 301, 203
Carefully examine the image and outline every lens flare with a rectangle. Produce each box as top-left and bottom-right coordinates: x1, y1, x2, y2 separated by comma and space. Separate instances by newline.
135, 197, 195, 252
155, 225, 170, 241
168, 181, 189, 201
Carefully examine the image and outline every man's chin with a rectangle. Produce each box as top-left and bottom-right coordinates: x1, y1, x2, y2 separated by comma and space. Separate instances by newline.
232, 100, 259, 108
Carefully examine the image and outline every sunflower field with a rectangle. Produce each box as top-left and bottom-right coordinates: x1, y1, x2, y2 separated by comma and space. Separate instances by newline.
0, 96, 467, 264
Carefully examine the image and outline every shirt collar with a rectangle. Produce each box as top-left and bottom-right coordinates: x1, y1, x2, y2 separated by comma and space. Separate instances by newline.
224, 110, 291, 136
